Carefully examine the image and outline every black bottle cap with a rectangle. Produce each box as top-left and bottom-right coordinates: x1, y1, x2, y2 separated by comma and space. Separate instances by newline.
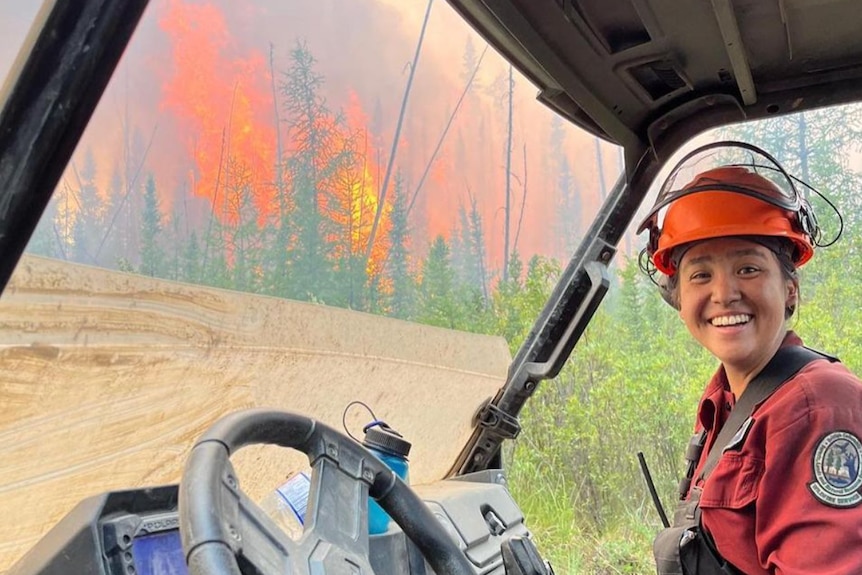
363, 422, 411, 458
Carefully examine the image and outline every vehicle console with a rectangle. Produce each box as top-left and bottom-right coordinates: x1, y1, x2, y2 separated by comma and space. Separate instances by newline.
9, 471, 531, 575
8, 485, 184, 575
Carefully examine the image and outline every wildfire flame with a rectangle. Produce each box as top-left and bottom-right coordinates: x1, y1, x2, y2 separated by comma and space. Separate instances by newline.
146, 0, 614, 279
159, 0, 276, 226
159, 0, 392, 277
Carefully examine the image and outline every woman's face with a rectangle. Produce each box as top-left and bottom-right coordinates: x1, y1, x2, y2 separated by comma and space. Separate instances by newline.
677, 237, 797, 380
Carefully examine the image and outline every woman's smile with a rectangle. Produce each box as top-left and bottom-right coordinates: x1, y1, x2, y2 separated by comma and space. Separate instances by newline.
708, 313, 751, 327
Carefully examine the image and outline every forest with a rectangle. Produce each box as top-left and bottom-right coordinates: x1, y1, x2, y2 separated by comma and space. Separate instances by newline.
23, 35, 862, 573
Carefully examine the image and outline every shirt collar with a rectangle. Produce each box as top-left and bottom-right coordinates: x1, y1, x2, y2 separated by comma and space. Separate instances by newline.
695, 330, 803, 430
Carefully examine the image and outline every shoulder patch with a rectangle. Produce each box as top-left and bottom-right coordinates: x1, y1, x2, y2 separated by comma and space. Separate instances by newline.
808, 430, 862, 508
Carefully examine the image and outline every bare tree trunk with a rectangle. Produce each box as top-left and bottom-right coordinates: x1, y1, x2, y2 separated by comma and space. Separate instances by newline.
365, 0, 434, 261
503, 64, 514, 282
513, 143, 528, 257
407, 44, 488, 216
594, 136, 607, 201
94, 126, 156, 263
201, 128, 227, 273
797, 112, 810, 184
369, 43, 489, 282
270, 44, 285, 212
618, 146, 632, 256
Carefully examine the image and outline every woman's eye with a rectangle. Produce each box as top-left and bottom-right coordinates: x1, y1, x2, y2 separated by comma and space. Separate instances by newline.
738, 265, 760, 275
689, 271, 710, 281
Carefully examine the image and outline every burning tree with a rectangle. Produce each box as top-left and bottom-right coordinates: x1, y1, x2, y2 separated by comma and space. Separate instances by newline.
276, 41, 347, 302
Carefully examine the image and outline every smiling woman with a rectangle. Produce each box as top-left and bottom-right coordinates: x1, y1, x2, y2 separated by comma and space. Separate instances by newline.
641, 141, 862, 575
676, 238, 796, 395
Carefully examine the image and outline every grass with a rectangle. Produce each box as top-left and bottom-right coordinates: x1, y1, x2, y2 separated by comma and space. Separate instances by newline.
506, 453, 658, 574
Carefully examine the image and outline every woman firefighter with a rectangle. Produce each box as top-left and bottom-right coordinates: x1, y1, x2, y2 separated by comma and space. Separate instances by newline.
640, 141, 862, 574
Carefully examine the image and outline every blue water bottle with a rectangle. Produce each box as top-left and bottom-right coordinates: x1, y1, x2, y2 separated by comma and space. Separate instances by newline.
363, 421, 411, 535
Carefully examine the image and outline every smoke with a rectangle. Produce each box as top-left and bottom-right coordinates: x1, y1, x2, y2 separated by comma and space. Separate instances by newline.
1, 0, 620, 273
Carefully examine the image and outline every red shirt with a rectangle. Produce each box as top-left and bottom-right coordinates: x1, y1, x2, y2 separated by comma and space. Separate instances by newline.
689, 332, 862, 574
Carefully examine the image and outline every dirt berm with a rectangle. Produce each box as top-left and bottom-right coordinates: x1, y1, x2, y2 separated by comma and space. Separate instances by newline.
0, 255, 510, 571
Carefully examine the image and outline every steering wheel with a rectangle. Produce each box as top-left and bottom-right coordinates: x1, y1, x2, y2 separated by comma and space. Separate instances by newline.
179, 409, 475, 575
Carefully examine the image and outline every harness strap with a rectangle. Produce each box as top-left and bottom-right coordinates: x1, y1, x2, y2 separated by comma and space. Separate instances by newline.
699, 345, 837, 483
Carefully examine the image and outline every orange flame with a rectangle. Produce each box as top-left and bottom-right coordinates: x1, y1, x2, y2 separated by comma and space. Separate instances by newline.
159, 0, 276, 226
154, 0, 605, 279
159, 2, 392, 281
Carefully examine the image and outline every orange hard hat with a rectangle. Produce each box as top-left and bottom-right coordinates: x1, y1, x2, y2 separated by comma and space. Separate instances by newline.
644, 165, 815, 275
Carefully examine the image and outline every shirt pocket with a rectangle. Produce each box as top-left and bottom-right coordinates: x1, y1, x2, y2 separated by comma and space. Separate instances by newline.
699, 453, 765, 510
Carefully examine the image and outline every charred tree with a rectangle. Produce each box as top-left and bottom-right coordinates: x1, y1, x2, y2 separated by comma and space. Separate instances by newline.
366, 0, 434, 263
503, 64, 514, 282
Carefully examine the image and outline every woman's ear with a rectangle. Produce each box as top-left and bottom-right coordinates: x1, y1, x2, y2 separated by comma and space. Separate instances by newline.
785, 280, 800, 320
786, 279, 799, 307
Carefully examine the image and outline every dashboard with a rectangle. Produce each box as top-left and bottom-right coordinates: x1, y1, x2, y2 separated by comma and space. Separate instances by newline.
8, 471, 530, 575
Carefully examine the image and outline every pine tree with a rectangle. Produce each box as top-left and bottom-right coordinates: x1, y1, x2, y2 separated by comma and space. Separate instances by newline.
489, 249, 530, 349
200, 223, 231, 289
451, 193, 489, 302
181, 230, 202, 283
467, 195, 488, 301
27, 196, 62, 259
165, 213, 182, 281
222, 158, 264, 293
386, 171, 415, 318
72, 149, 102, 264
325, 126, 378, 310
451, 203, 471, 284
417, 235, 461, 328
96, 162, 124, 268
140, 174, 165, 277
276, 41, 345, 302
550, 116, 581, 257
121, 126, 149, 266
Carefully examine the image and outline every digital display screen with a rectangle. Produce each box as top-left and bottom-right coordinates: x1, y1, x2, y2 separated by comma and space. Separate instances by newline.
131, 529, 188, 575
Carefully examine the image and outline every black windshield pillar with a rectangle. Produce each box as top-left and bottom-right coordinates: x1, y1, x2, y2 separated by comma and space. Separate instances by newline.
0, 0, 149, 293
451, 146, 659, 475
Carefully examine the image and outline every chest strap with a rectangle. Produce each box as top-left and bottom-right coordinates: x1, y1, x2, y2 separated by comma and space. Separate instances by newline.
699, 345, 837, 483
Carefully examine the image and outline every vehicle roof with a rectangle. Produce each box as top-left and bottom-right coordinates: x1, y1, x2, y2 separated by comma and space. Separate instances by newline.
445, 0, 862, 166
